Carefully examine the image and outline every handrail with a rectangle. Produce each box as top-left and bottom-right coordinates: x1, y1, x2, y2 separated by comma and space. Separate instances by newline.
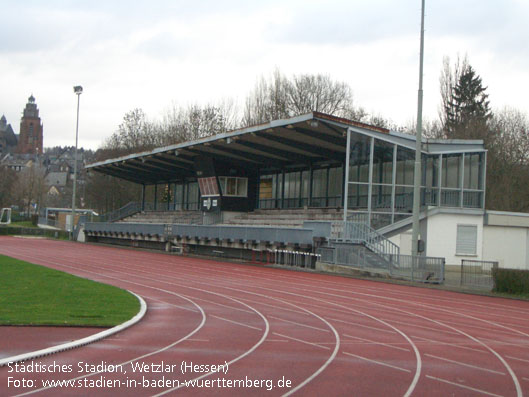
99, 201, 141, 222
334, 221, 400, 266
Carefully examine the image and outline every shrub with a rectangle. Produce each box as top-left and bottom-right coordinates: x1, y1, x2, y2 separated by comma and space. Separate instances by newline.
492, 268, 529, 295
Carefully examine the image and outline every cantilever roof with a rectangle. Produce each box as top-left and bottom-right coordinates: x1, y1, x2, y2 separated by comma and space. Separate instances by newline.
86, 112, 485, 185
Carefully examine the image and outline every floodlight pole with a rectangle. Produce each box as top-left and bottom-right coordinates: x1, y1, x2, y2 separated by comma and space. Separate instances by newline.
71, 85, 83, 240
411, 0, 425, 257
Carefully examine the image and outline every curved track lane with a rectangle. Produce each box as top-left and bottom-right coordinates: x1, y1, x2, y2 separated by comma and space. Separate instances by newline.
1, 236, 529, 396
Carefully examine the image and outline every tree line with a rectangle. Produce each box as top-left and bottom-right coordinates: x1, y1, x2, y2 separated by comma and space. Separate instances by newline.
3, 63, 526, 216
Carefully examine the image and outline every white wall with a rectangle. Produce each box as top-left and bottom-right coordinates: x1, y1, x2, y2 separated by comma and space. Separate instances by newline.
425, 212, 484, 266
483, 226, 529, 270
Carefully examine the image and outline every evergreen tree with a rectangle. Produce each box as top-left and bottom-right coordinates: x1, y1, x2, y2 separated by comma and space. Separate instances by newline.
444, 65, 491, 139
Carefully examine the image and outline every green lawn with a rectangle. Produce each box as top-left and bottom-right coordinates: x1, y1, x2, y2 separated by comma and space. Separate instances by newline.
0, 255, 140, 327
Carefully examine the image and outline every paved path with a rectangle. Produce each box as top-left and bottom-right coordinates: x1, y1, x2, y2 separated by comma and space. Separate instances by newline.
1, 236, 529, 396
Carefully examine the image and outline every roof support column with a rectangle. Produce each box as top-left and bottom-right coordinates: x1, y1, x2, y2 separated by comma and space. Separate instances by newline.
325, 167, 330, 207
167, 183, 171, 211
460, 153, 465, 208
391, 144, 397, 224
309, 165, 314, 208
298, 170, 303, 208
281, 169, 285, 209
343, 128, 351, 222
173, 182, 177, 211
154, 184, 158, 211
141, 184, 146, 212
438, 154, 443, 207
367, 137, 374, 228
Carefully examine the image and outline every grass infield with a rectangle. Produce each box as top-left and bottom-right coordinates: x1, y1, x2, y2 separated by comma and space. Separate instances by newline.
0, 255, 140, 327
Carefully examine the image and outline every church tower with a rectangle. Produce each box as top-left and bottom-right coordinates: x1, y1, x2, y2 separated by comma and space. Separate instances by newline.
17, 95, 43, 154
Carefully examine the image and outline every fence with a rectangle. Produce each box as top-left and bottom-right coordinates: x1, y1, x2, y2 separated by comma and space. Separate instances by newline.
274, 250, 320, 270
316, 244, 444, 283
460, 259, 498, 289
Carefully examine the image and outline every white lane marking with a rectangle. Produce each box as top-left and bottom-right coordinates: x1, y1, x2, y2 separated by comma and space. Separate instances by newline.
425, 375, 504, 397
506, 355, 529, 364
5, 250, 268, 397
273, 332, 330, 350
343, 334, 410, 352
236, 296, 309, 316
411, 335, 488, 354
328, 317, 397, 334
266, 339, 289, 343
6, 247, 335, 397
261, 282, 522, 397
480, 338, 529, 350
154, 299, 270, 396
6, 248, 272, 397
425, 353, 505, 375
48, 242, 527, 396
269, 315, 330, 332
210, 314, 262, 331
243, 288, 421, 397
185, 295, 254, 314
382, 318, 460, 336
15, 293, 206, 397
343, 352, 411, 373
143, 295, 200, 313
523, 377, 529, 382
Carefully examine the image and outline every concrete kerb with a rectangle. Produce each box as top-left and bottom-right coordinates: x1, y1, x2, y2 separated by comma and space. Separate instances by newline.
0, 291, 147, 367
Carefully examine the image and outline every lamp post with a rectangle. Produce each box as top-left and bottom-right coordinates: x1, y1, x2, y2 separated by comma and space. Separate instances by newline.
411, 0, 425, 258
71, 85, 83, 240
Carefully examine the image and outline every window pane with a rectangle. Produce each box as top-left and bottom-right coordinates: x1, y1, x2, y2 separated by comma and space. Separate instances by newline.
443, 155, 461, 188
348, 134, 371, 183
237, 178, 248, 196
373, 139, 393, 184
259, 176, 273, 199
227, 178, 237, 195
396, 147, 414, 185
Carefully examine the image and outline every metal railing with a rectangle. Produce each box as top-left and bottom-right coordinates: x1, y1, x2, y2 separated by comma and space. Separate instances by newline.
99, 202, 142, 222
274, 250, 320, 269
460, 259, 498, 290
317, 244, 444, 283
37, 217, 59, 228
334, 221, 400, 263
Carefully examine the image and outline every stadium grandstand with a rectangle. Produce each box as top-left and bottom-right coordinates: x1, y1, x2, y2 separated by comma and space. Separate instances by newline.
84, 111, 493, 281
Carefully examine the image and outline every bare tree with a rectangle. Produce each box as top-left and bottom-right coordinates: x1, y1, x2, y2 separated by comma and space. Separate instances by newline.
13, 164, 48, 217
486, 107, 529, 212
160, 100, 238, 143
288, 73, 354, 115
242, 70, 290, 126
0, 165, 17, 208
242, 69, 368, 127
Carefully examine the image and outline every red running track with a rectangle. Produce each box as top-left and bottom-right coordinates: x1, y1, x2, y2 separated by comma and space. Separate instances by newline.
1, 236, 529, 396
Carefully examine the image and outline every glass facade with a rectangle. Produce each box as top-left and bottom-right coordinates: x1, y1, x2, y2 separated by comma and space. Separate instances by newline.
344, 134, 485, 228
256, 130, 485, 229
147, 180, 200, 211
258, 166, 343, 209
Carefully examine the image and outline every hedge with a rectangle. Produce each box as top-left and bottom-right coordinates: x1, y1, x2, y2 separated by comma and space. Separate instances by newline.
492, 268, 529, 295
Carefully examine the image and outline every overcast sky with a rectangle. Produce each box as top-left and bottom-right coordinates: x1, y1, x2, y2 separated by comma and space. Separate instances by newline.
1, 0, 528, 150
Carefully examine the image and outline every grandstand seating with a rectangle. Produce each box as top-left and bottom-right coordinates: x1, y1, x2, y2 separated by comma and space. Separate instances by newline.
223, 208, 343, 228
120, 210, 202, 225
119, 208, 343, 229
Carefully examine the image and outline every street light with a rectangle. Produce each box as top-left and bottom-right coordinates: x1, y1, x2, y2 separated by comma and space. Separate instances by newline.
71, 85, 83, 240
